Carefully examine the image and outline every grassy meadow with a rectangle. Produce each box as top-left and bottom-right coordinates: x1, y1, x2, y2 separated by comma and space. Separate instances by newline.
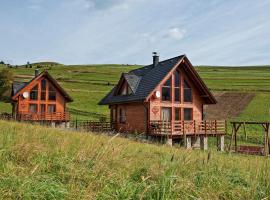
0, 64, 270, 199
0, 63, 269, 144
1, 120, 270, 199
0, 64, 270, 121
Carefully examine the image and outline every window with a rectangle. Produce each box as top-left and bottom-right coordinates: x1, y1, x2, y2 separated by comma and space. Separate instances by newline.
119, 108, 126, 123
120, 85, 127, 95
184, 80, 192, 102
174, 70, 180, 86
175, 108, 181, 121
184, 108, 193, 120
162, 107, 172, 122
111, 108, 117, 122
41, 79, 46, 90
41, 79, 46, 100
40, 104, 46, 113
120, 83, 132, 96
48, 105, 56, 113
162, 77, 171, 101
48, 85, 56, 100
29, 104, 38, 113
127, 86, 132, 95
30, 85, 38, 100
174, 71, 180, 102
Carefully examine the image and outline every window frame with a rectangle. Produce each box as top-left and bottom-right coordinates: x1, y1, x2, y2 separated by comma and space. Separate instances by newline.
162, 77, 172, 102
174, 71, 181, 102
29, 103, 38, 113
119, 83, 132, 96
184, 79, 192, 103
183, 108, 193, 121
41, 79, 47, 101
40, 104, 46, 113
47, 104, 56, 113
30, 84, 39, 100
48, 84, 56, 101
111, 108, 117, 123
175, 107, 181, 121
119, 108, 126, 124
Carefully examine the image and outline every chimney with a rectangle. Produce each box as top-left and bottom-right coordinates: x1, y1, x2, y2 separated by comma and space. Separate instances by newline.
35, 69, 39, 77
153, 52, 159, 67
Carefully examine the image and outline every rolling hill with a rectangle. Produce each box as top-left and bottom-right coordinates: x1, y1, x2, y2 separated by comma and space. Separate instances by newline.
0, 64, 269, 121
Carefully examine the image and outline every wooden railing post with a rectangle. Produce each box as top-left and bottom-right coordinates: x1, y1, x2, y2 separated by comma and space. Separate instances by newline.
183, 121, 186, 146
204, 120, 207, 135
215, 120, 217, 134
194, 120, 196, 136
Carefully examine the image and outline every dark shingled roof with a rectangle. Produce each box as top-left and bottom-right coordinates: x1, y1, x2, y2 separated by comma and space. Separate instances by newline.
99, 55, 185, 105
123, 73, 141, 93
12, 82, 28, 96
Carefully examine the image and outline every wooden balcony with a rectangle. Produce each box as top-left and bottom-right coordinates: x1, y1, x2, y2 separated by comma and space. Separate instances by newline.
16, 112, 70, 122
149, 120, 226, 137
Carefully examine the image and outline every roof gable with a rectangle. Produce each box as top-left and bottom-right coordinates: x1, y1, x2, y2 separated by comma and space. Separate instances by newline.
11, 71, 73, 102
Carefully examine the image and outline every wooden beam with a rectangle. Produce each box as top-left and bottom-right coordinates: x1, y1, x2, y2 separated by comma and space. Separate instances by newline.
234, 124, 238, 151
265, 123, 270, 156
243, 122, 247, 140
228, 127, 234, 151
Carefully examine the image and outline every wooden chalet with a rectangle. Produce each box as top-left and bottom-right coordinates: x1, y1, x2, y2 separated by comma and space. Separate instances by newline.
11, 70, 73, 126
99, 53, 226, 149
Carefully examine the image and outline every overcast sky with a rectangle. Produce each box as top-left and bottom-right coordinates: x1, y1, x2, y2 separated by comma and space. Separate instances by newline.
1, 0, 270, 66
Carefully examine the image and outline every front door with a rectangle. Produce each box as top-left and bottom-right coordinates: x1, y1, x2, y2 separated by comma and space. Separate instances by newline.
161, 108, 171, 133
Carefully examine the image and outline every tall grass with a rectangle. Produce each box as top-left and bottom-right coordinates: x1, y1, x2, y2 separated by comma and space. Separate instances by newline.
0, 120, 270, 199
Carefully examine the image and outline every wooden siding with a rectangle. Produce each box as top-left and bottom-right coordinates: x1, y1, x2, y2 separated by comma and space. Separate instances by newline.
149, 64, 203, 122
108, 60, 218, 135
13, 76, 69, 121
110, 103, 148, 133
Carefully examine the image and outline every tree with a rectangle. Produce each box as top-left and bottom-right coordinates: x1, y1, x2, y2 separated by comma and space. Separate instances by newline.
0, 69, 13, 101
0, 61, 5, 65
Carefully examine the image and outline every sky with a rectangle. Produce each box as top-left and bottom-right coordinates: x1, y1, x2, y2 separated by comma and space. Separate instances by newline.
0, 0, 270, 66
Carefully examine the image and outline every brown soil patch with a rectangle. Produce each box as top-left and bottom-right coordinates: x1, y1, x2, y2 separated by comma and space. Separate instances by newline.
204, 92, 255, 120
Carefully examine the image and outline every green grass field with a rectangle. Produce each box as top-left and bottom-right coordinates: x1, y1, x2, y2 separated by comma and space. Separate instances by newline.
0, 64, 269, 146
0, 64, 270, 199
1, 64, 270, 121
0, 120, 270, 199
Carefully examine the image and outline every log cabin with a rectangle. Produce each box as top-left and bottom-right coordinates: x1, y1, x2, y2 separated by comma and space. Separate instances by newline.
99, 53, 226, 149
11, 69, 73, 127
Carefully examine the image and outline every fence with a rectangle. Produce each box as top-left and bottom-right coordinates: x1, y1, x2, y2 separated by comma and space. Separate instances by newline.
149, 120, 226, 136
70, 120, 114, 133
16, 112, 70, 121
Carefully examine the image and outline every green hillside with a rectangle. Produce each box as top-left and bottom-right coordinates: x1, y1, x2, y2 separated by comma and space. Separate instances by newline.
0, 120, 270, 199
0, 64, 269, 122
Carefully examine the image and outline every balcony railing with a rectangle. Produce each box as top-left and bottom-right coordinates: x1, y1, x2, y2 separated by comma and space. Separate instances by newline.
149, 120, 226, 136
16, 112, 70, 121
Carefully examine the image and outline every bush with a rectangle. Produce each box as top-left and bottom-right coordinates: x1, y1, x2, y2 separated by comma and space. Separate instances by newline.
0, 69, 13, 100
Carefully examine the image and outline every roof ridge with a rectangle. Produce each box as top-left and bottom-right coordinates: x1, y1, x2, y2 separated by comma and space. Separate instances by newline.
129, 54, 185, 75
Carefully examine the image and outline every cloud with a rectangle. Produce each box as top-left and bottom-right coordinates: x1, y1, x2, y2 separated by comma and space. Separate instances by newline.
27, 0, 43, 11
89, 0, 127, 10
167, 27, 186, 40
66, 0, 131, 11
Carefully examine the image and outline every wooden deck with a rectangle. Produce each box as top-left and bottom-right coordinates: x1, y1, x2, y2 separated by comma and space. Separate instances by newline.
16, 112, 70, 121
149, 120, 226, 137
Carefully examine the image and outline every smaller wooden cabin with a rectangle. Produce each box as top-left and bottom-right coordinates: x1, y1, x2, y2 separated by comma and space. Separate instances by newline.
11, 70, 73, 124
